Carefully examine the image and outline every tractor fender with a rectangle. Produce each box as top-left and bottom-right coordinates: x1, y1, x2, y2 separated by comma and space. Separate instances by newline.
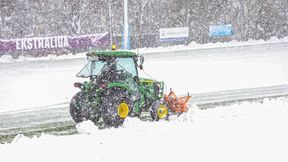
107, 82, 132, 95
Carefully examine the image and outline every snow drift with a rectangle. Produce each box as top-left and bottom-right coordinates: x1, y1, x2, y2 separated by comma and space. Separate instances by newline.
1, 97, 288, 162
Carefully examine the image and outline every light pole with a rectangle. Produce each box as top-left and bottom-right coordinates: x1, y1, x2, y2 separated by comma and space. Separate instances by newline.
122, 0, 130, 49
108, 0, 113, 49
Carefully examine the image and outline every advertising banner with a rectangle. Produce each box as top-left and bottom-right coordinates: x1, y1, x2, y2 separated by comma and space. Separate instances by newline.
160, 27, 189, 42
209, 24, 233, 37
0, 32, 110, 53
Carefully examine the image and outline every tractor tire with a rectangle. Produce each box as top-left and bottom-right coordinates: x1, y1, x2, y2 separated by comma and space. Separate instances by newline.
100, 88, 132, 128
149, 100, 169, 121
69, 92, 100, 124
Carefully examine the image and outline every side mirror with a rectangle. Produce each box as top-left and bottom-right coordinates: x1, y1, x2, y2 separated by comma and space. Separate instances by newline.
139, 55, 144, 70
140, 55, 144, 65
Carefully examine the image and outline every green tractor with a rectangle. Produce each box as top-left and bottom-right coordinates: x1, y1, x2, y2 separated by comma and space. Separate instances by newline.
70, 50, 169, 127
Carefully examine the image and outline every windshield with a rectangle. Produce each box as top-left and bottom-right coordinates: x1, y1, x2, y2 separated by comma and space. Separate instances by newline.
76, 57, 137, 78
76, 60, 105, 78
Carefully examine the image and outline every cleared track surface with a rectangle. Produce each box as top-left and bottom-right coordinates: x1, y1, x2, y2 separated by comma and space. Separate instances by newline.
1, 84, 288, 143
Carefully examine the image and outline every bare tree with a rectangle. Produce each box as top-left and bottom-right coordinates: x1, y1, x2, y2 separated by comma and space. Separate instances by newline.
58, 0, 107, 35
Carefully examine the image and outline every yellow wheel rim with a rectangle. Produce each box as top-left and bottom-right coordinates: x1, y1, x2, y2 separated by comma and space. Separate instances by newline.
157, 104, 168, 119
117, 102, 129, 119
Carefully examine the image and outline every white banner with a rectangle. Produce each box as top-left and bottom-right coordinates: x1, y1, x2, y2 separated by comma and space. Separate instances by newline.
160, 27, 189, 42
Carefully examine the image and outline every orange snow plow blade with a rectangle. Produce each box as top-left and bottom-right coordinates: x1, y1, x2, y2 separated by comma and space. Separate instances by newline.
164, 90, 192, 113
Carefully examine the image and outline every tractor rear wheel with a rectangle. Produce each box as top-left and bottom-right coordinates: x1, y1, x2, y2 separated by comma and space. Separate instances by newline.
149, 100, 169, 121
69, 92, 100, 124
101, 88, 132, 128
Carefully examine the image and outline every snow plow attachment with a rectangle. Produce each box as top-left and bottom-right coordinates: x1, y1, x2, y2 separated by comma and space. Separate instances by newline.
164, 90, 191, 113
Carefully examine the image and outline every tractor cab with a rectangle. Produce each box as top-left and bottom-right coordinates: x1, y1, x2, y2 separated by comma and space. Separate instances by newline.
77, 51, 139, 78
76, 51, 142, 89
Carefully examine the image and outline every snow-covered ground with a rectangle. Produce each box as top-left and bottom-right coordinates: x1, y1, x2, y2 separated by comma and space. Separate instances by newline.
0, 41, 288, 112
1, 39, 288, 162
1, 97, 288, 162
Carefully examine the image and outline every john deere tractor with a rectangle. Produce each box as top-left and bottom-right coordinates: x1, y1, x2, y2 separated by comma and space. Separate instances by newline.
69, 50, 170, 127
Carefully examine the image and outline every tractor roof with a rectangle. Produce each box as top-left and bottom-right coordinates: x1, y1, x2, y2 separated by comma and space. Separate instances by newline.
87, 51, 137, 58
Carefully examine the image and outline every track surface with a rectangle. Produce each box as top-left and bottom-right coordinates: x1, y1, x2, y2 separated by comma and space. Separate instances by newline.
1, 42, 288, 143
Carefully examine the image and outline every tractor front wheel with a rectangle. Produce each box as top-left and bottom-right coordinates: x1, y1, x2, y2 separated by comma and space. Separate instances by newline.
149, 100, 169, 121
